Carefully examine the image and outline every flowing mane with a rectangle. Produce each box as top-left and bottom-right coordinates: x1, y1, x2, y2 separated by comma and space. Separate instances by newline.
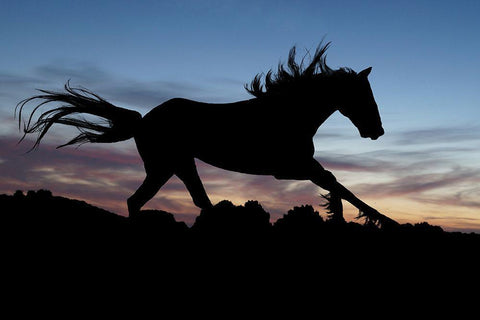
245, 41, 356, 98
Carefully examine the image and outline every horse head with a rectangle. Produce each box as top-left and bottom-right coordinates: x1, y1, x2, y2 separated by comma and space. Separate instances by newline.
337, 67, 384, 140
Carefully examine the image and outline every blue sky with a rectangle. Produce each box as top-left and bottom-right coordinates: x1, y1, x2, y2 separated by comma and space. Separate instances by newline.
1, 0, 480, 231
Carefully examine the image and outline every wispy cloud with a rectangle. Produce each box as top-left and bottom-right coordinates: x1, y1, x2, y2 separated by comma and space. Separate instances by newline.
0, 137, 142, 211
0, 62, 224, 116
394, 126, 480, 145
318, 153, 397, 173
407, 185, 480, 210
33, 63, 111, 86
354, 167, 480, 197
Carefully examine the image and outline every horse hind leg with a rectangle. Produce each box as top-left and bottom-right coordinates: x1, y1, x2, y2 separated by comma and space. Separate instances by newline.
175, 158, 212, 210
127, 169, 174, 218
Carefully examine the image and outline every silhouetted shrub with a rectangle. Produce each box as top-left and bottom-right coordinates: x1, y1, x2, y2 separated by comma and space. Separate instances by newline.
398, 222, 444, 235
413, 222, 444, 233
273, 205, 324, 235
192, 200, 271, 236
13, 190, 25, 199
25, 189, 52, 200
26, 190, 36, 198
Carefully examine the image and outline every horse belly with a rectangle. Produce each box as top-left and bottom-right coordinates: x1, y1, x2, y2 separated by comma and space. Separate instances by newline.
195, 137, 313, 176
196, 148, 273, 175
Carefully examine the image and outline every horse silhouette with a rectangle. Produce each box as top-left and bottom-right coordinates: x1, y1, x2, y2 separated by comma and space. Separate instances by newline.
16, 41, 397, 228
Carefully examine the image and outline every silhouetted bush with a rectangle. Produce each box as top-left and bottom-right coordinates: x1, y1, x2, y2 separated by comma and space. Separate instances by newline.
192, 200, 271, 237
273, 205, 324, 235
413, 222, 444, 233
13, 190, 25, 199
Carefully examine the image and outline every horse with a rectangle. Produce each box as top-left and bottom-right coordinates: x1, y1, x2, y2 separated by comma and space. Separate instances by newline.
16, 41, 397, 228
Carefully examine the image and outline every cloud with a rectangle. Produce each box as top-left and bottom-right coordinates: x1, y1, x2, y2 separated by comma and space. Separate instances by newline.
313, 140, 480, 216
0, 61, 220, 116
394, 126, 480, 145
354, 167, 480, 198
0, 73, 42, 115
317, 153, 396, 173
0, 137, 143, 211
0, 72, 39, 89
409, 186, 480, 210
33, 63, 111, 85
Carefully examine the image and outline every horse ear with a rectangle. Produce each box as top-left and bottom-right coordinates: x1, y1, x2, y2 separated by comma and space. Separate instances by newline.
359, 67, 372, 77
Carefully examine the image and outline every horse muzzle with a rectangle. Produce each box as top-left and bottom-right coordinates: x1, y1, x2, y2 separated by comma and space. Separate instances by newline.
361, 127, 384, 140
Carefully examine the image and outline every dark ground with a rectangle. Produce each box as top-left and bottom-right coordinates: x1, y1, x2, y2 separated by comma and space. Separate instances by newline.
2, 189, 478, 256
2, 189, 479, 312
1, 189, 479, 296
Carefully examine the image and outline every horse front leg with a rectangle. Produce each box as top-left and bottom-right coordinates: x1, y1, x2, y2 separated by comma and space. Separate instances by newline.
309, 161, 398, 228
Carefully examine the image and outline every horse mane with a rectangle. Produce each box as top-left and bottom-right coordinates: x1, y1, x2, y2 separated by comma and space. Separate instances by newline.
245, 41, 356, 98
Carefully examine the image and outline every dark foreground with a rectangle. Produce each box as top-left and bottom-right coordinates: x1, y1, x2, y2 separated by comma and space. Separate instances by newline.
2, 189, 478, 255
2, 190, 479, 307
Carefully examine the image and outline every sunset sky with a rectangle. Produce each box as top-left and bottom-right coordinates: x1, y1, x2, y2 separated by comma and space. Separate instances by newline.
1, 1, 480, 232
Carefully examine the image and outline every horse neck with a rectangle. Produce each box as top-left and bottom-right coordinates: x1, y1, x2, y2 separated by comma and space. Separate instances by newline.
308, 103, 337, 135
269, 94, 337, 137
304, 79, 342, 132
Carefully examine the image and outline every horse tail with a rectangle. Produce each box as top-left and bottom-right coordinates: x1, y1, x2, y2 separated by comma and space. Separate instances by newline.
15, 81, 142, 151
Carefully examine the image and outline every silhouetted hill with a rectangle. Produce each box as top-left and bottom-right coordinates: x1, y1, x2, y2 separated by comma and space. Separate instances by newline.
3, 188, 480, 301
2, 190, 479, 259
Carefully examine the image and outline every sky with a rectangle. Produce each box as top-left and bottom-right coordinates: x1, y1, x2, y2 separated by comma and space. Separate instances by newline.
1, 0, 480, 232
